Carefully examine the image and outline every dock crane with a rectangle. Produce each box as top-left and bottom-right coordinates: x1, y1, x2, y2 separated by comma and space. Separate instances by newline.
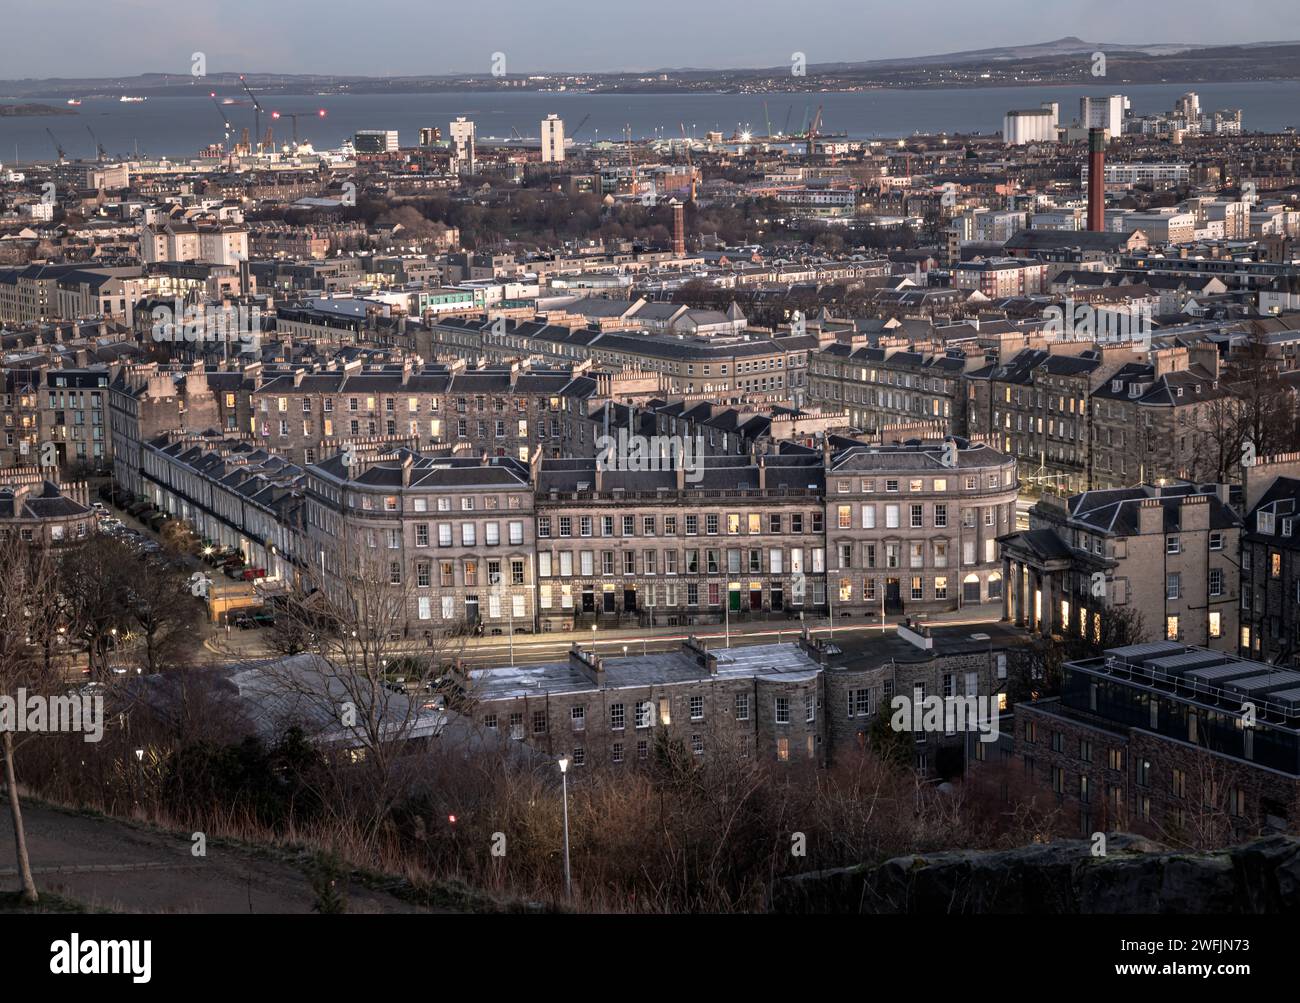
45, 128, 66, 163
570, 113, 591, 141
782, 105, 793, 139
239, 76, 265, 152
85, 125, 107, 161
210, 92, 233, 147
679, 122, 696, 202
806, 104, 823, 158
763, 101, 772, 141
270, 108, 326, 149
625, 123, 637, 195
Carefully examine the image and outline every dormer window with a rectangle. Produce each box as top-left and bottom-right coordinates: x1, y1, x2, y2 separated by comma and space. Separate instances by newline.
1111, 380, 1122, 392
1258, 512, 1275, 534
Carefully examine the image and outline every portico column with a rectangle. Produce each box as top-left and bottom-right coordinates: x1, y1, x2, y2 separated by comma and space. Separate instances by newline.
1041, 571, 1054, 638
1002, 555, 1012, 622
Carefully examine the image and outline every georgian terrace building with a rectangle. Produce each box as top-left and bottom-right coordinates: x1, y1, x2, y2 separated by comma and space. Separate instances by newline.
473, 624, 1024, 777
111, 360, 600, 496
138, 432, 305, 585
244, 361, 598, 467
423, 316, 818, 397
824, 438, 1019, 618
532, 452, 827, 631
0, 478, 95, 547
965, 344, 1142, 495
303, 450, 537, 637
805, 343, 974, 437
999, 483, 1241, 650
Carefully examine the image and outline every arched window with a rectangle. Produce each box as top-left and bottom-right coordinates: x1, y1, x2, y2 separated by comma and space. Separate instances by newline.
963, 572, 981, 604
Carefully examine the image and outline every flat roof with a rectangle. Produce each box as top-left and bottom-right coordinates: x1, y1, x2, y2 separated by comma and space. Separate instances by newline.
472, 641, 820, 701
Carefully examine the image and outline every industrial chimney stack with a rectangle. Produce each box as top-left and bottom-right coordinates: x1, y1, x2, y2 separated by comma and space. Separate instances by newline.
671, 199, 685, 257
1087, 127, 1106, 232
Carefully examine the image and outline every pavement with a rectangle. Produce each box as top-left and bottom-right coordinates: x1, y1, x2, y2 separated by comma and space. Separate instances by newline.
0, 800, 426, 913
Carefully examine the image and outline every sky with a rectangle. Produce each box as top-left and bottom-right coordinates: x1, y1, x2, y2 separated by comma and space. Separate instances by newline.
4, 0, 1300, 78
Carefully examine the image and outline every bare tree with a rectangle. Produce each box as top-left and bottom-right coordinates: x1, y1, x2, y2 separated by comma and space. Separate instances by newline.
0, 532, 63, 904
118, 555, 201, 674
59, 536, 131, 679
254, 524, 468, 846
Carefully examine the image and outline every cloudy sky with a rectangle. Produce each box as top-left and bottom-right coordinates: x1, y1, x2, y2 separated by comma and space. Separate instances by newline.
4, 0, 1300, 78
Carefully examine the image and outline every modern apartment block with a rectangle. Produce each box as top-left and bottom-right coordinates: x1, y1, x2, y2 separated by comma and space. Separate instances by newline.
1012, 641, 1300, 840
999, 482, 1241, 649
824, 438, 1018, 617
303, 450, 537, 637
540, 114, 565, 163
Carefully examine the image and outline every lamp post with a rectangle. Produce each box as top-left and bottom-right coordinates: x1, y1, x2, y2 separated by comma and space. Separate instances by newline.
591, 624, 597, 656
557, 756, 572, 900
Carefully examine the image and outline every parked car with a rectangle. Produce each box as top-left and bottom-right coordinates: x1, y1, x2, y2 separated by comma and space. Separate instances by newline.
230, 611, 255, 630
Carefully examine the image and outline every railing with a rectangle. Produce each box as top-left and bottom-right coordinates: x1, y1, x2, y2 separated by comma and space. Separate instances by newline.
1080, 656, 1300, 722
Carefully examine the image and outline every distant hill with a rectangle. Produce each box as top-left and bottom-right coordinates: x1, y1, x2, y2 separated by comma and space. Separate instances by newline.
3, 38, 1300, 95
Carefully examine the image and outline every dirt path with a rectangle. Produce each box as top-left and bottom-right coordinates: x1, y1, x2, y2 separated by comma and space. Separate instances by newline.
0, 800, 426, 913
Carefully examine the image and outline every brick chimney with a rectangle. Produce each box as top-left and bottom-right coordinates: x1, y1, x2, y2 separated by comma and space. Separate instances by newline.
1087, 128, 1106, 232
569, 645, 606, 686
671, 199, 685, 257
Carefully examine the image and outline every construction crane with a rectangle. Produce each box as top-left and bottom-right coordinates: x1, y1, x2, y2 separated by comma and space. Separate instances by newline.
239, 76, 264, 152
270, 108, 326, 149
625, 123, 637, 195
85, 125, 107, 161
806, 104, 823, 158
679, 122, 696, 202
45, 128, 66, 163
210, 92, 233, 147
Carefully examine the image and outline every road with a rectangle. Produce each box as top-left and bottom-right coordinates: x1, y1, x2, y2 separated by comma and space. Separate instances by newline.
201, 602, 1006, 668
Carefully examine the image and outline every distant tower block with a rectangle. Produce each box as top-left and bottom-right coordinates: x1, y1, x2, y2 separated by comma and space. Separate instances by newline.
1087, 127, 1106, 232
671, 199, 685, 257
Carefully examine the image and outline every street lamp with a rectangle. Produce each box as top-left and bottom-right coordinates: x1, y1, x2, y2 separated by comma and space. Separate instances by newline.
557, 756, 572, 900
591, 624, 597, 655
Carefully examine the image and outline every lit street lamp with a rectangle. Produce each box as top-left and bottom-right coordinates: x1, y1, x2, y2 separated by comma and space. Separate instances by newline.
558, 756, 572, 900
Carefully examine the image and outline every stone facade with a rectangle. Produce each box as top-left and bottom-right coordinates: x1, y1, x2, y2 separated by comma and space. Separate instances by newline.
824, 439, 1018, 617
303, 450, 537, 636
